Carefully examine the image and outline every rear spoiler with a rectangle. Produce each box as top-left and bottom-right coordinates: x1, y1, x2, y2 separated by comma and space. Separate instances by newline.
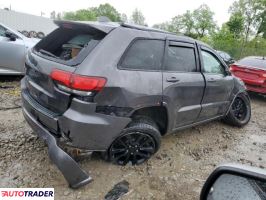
54, 20, 119, 34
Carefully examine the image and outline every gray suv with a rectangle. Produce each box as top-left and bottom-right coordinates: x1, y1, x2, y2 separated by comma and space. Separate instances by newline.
21, 20, 251, 188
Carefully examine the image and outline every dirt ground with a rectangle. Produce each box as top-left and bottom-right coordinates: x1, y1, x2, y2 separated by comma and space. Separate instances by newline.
0, 76, 266, 200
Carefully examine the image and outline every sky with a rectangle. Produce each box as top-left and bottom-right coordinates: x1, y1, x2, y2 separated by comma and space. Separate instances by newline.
0, 0, 235, 26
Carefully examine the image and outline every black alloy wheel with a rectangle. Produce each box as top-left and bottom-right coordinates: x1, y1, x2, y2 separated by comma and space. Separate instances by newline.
109, 132, 156, 165
231, 97, 248, 121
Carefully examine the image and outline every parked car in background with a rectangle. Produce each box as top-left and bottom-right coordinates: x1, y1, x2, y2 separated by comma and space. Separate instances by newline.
230, 56, 266, 94
217, 50, 235, 65
0, 23, 40, 75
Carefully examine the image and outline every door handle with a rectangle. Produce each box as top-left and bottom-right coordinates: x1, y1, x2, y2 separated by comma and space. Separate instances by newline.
207, 78, 216, 82
166, 77, 179, 83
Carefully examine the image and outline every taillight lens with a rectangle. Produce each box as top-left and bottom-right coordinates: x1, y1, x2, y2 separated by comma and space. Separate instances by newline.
50, 69, 72, 87
50, 69, 106, 95
229, 64, 237, 72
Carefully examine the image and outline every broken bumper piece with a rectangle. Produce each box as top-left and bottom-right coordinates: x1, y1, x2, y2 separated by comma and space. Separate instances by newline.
22, 108, 92, 189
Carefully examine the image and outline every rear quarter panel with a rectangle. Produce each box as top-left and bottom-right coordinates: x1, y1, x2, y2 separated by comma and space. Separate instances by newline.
75, 27, 165, 112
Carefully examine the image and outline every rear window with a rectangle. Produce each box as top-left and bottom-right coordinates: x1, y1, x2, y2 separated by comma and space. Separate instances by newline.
238, 57, 266, 69
34, 26, 106, 66
120, 39, 164, 71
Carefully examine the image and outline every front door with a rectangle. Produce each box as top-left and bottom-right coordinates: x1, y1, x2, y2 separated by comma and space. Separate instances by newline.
197, 46, 234, 121
162, 41, 205, 130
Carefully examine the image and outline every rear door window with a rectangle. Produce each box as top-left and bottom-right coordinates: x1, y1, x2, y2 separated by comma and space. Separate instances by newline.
165, 45, 197, 72
120, 39, 164, 71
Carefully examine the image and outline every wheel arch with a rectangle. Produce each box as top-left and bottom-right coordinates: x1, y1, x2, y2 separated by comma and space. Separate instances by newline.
130, 106, 168, 135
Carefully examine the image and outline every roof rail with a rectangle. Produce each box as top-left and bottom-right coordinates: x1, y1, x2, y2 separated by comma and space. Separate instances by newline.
120, 23, 176, 35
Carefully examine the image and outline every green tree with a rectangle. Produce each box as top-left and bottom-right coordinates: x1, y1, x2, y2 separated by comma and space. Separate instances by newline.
95, 3, 121, 21
226, 12, 244, 38
171, 11, 194, 36
63, 8, 97, 21
229, 0, 265, 42
63, 3, 121, 22
193, 4, 216, 38
211, 24, 241, 57
153, 22, 175, 33
159, 4, 216, 38
131, 9, 146, 25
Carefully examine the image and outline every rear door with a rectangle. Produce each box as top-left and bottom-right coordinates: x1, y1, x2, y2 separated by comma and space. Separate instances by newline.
0, 25, 25, 73
162, 40, 205, 129
197, 46, 234, 121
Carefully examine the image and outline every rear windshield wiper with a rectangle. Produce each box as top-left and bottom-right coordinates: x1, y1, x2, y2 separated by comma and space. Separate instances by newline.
39, 49, 58, 59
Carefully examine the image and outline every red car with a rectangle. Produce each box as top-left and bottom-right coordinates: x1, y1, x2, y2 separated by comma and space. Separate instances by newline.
230, 56, 266, 94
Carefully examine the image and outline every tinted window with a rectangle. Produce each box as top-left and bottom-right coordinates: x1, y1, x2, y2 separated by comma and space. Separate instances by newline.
202, 50, 225, 74
0, 25, 7, 37
120, 39, 164, 70
165, 46, 196, 72
238, 57, 266, 69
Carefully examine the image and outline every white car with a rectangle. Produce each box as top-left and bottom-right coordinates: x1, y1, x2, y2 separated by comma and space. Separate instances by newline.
0, 23, 40, 75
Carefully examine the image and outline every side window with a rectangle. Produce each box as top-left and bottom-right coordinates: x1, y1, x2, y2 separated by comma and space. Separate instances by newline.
202, 50, 225, 75
0, 25, 7, 37
120, 39, 164, 71
165, 45, 197, 72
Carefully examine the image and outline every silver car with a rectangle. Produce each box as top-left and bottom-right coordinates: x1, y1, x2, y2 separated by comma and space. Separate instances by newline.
0, 23, 39, 75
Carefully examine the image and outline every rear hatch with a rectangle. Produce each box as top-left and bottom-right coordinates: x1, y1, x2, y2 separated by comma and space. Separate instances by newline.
24, 20, 115, 114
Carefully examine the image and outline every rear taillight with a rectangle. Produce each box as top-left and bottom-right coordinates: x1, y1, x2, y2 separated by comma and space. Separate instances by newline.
229, 64, 238, 72
50, 69, 106, 96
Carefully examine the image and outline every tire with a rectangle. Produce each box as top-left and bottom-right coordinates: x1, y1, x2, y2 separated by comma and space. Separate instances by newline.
21, 30, 29, 37
37, 32, 45, 39
106, 117, 161, 165
29, 31, 37, 38
223, 93, 251, 127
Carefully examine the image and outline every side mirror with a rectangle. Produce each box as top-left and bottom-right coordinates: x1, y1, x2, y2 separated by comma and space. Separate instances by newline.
228, 59, 235, 65
200, 164, 266, 200
5, 31, 17, 41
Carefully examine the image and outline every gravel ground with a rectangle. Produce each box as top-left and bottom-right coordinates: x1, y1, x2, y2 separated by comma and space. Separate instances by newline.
0, 77, 266, 200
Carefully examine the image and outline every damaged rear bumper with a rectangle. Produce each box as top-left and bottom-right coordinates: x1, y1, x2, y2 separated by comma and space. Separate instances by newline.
22, 107, 93, 188
21, 78, 131, 188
